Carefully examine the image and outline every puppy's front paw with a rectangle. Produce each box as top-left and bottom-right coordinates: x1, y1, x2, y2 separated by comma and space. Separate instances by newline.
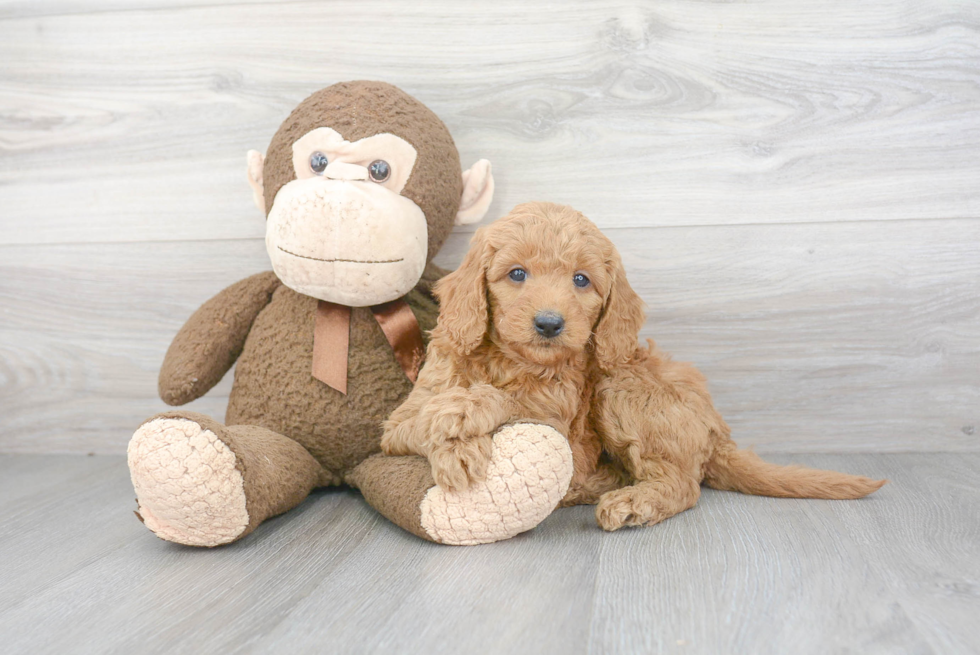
419, 423, 574, 545
595, 486, 664, 531
429, 434, 493, 492
380, 415, 421, 455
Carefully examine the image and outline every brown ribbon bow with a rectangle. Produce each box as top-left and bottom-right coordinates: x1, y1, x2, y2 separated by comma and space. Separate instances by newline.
312, 299, 425, 395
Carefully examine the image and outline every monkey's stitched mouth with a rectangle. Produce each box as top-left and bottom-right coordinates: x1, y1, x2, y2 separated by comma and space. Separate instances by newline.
277, 246, 404, 264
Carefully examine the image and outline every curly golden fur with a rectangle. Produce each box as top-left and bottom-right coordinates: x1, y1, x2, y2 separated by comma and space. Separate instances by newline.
382, 202, 886, 531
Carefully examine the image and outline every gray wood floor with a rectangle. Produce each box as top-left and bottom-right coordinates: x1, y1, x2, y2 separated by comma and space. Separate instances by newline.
1, 453, 977, 654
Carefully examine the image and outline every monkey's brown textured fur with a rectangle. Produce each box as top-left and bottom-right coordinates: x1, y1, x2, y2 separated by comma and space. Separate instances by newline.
382, 202, 886, 531
345, 454, 437, 541
152, 265, 443, 541
150, 82, 464, 543
223, 271, 441, 479
263, 81, 464, 261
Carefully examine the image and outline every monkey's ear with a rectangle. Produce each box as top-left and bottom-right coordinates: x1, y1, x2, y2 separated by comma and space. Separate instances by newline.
246, 150, 266, 214
455, 159, 494, 226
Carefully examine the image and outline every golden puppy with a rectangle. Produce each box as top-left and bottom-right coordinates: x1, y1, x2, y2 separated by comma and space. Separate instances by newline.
381, 202, 885, 531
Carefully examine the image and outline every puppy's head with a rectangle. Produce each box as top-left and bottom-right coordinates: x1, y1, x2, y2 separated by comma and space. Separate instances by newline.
435, 202, 645, 369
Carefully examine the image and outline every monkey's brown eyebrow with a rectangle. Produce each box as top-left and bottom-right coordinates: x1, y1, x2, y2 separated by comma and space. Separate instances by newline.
276, 246, 403, 264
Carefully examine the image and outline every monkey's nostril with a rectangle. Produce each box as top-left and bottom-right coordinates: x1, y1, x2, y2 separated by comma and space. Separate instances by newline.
534, 312, 565, 339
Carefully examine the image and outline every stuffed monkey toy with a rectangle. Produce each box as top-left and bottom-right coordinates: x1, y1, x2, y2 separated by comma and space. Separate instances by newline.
127, 81, 574, 546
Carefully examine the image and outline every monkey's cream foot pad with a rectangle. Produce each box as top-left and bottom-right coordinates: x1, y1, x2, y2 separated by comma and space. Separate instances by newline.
420, 423, 573, 546
128, 418, 249, 547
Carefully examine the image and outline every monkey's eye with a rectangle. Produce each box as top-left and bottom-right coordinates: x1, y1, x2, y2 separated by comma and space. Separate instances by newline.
572, 273, 591, 288
508, 268, 527, 283
368, 160, 391, 182
309, 152, 329, 175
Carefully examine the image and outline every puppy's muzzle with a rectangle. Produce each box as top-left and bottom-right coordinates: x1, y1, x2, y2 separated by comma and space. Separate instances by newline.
534, 311, 565, 339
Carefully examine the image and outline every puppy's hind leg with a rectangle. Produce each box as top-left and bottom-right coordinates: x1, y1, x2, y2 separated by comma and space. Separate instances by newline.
595, 461, 700, 531
560, 458, 631, 508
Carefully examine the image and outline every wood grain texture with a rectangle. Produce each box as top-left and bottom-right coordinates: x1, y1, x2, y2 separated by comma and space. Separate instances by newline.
823, 453, 980, 655
1, 0, 979, 246
0, 0, 272, 20
2, 4, 976, 650
587, 453, 980, 654
0, 453, 977, 653
1, 0, 978, 455
2, 219, 977, 454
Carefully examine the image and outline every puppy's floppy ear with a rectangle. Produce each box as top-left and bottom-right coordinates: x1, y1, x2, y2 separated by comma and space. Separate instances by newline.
593, 251, 645, 371
434, 228, 492, 356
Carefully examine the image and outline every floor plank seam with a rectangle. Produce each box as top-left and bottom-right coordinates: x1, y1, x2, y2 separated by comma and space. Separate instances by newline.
3, 215, 979, 250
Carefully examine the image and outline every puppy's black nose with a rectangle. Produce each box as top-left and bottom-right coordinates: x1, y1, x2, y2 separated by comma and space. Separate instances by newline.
534, 312, 565, 338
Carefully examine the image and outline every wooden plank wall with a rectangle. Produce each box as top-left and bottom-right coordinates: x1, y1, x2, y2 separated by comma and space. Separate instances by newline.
1, 0, 977, 454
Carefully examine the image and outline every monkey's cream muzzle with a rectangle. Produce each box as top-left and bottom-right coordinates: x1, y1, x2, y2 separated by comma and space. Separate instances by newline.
319, 160, 369, 182
265, 175, 428, 307
249, 125, 493, 307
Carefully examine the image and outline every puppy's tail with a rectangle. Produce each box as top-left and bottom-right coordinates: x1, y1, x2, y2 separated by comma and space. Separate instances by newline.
703, 447, 886, 500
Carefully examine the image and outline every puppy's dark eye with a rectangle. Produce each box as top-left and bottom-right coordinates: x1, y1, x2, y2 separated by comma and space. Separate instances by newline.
573, 273, 590, 288
310, 152, 329, 174
368, 160, 390, 182
508, 268, 527, 283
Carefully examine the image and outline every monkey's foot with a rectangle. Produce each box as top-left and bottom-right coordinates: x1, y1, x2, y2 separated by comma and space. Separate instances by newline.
419, 423, 573, 545
128, 416, 249, 547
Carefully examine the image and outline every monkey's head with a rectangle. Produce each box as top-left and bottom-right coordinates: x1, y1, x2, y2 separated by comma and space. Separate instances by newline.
246, 81, 494, 306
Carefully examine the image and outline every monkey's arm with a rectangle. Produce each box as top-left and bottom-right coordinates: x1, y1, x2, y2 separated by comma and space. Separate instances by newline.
158, 271, 281, 406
